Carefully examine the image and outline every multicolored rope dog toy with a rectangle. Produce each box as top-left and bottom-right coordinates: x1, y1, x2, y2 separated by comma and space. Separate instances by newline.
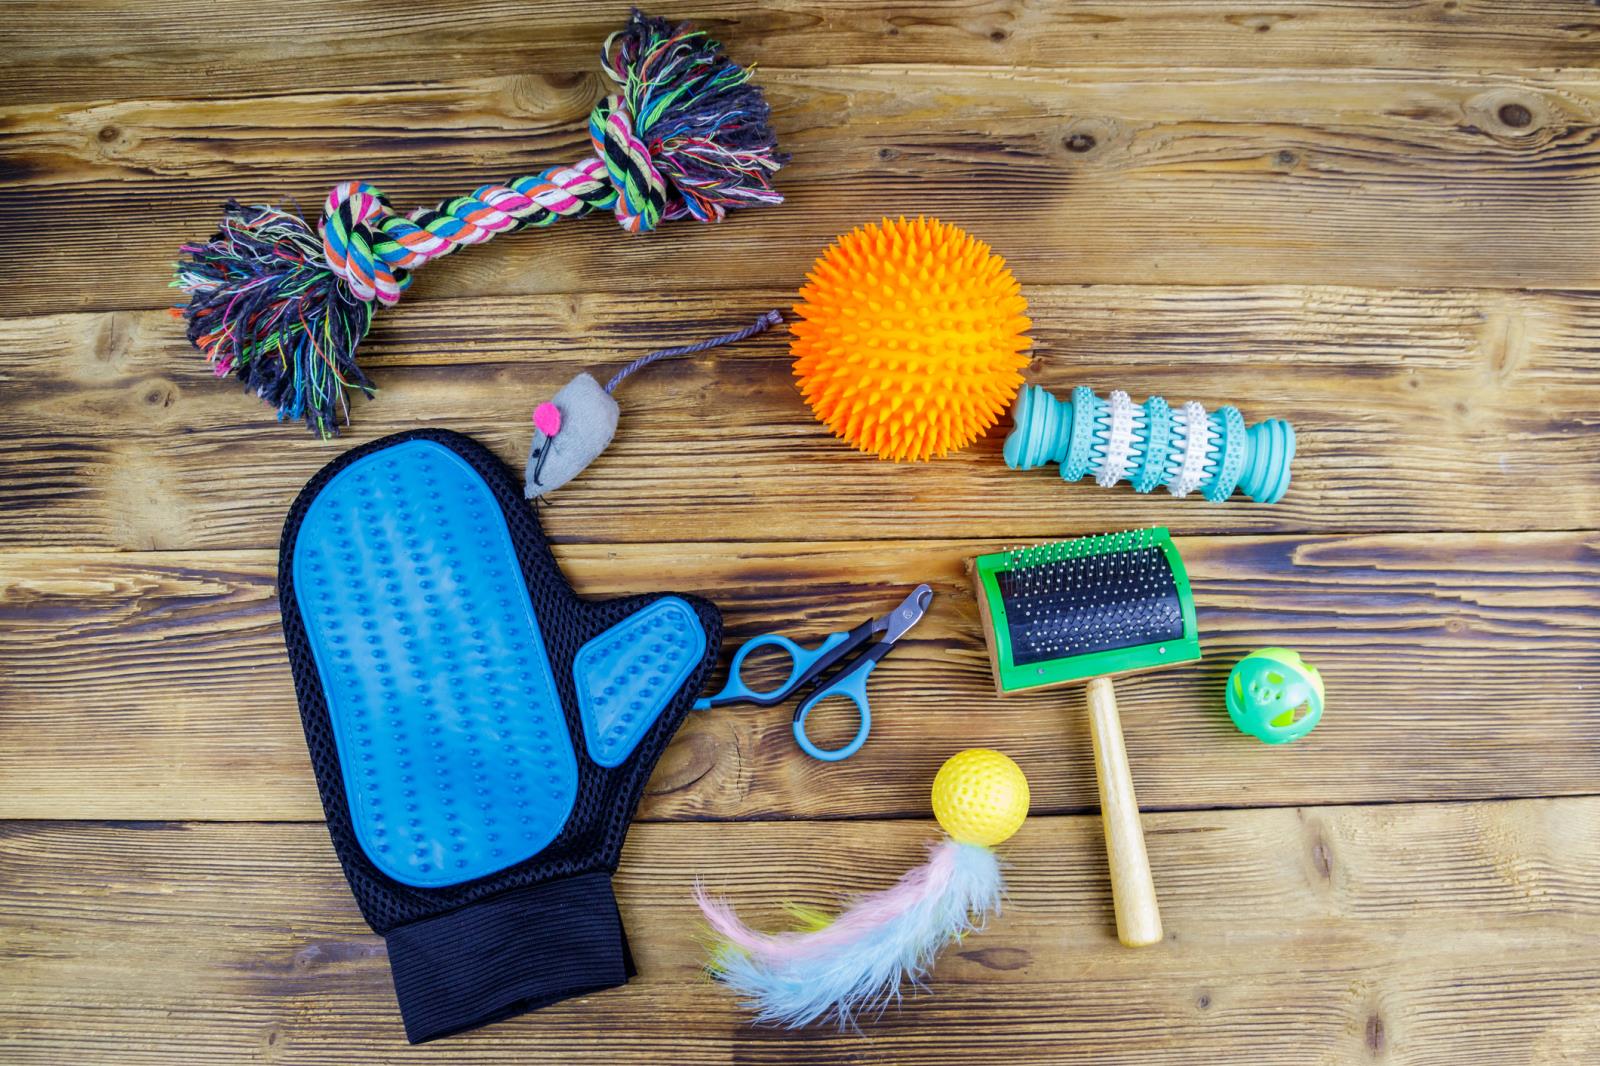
1003, 384, 1297, 504
172, 10, 785, 437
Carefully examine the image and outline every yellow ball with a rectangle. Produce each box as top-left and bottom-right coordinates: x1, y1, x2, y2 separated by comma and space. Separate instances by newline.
931, 749, 1030, 848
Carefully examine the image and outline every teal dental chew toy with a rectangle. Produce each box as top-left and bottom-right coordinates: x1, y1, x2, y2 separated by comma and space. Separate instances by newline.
1003, 385, 1296, 504
1226, 648, 1324, 743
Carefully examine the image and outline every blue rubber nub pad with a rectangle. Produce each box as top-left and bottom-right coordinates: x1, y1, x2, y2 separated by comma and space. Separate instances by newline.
575, 599, 707, 768
278, 430, 721, 922
1063, 385, 1102, 482
292, 439, 578, 887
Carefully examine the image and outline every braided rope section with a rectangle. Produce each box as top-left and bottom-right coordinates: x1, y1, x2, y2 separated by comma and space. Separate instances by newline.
173, 10, 784, 437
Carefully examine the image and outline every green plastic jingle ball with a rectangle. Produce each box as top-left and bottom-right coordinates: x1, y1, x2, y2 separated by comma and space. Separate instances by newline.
1225, 648, 1325, 744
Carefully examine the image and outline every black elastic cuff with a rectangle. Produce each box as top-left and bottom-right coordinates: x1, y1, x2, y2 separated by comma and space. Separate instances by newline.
384, 872, 632, 1043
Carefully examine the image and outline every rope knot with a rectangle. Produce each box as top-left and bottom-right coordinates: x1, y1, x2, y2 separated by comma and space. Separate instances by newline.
589, 94, 671, 234
320, 182, 408, 306
589, 12, 784, 233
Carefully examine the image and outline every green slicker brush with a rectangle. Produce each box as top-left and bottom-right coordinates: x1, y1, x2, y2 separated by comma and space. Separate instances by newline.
970, 528, 1201, 947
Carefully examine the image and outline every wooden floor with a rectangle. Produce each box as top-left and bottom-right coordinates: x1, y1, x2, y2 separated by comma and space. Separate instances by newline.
3, 3, 1598, 1063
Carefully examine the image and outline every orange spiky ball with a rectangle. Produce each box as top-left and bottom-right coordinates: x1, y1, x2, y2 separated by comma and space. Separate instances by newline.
790, 217, 1032, 461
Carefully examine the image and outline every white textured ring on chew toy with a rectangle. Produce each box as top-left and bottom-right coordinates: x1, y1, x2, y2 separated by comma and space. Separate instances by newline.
1003, 384, 1296, 504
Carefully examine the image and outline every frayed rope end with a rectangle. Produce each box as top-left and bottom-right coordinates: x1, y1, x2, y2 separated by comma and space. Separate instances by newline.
174, 201, 376, 438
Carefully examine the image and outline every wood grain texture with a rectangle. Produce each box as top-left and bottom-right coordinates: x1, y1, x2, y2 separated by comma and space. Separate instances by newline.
2, 286, 1596, 551
3, 799, 1599, 1064
3, 2, 1598, 1060
4, 0, 1597, 106
4, 67, 1598, 313
4, 532, 1596, 822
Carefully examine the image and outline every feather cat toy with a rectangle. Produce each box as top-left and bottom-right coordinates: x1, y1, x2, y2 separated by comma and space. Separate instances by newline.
171, 10, 784, 437
695, 749, 1030, 1027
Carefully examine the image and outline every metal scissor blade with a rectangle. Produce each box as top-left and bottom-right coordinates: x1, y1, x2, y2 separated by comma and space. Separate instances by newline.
880, 583, 934, 644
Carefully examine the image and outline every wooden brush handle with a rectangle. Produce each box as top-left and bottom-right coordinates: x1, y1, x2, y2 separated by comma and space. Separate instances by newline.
1085, 676, 1164, 948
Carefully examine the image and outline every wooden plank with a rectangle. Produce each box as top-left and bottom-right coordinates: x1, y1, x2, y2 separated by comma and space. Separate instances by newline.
4, 0, 1595, 106
4, 68, 1599, 313
3, 532, 1596, 822
2, 286, 1596, 550
2, 799, 1598, 1063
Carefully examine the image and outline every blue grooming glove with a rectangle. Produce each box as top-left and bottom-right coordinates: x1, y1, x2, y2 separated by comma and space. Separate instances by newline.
279, 429, 721, 1042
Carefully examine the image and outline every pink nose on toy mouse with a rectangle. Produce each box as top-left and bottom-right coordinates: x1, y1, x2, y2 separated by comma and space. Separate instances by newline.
533, 402, 562, 438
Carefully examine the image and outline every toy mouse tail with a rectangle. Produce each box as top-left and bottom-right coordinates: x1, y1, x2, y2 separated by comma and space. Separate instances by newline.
694, 838, 1003, 1028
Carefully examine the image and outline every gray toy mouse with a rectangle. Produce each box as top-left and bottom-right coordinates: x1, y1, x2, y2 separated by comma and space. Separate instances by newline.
524, 311, 782, 500
526, 373, 620, 498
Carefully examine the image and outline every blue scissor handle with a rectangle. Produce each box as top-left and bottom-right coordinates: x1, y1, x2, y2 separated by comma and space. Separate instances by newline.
792, 657, 876, 762
793, 640, 894, 761
693, 631, 851, 711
